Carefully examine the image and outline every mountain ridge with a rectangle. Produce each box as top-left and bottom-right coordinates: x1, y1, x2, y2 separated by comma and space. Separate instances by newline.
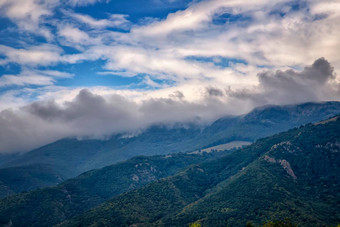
0, 101, 339, 199
2, 101, 339, 178
58, 115, 340, 227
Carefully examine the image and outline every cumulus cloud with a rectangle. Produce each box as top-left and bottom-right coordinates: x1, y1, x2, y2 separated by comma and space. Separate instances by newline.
227, 58, 339, 105
2, 0, 340, 83
34, 0, 339, 91
0, 58, 338, 153
0, 0, 340, 153
0, 88, 231, 153
0, 108, 73, 154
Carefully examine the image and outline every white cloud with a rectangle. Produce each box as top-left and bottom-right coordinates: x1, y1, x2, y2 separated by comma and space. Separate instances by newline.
49, 0, 340, 94
66, 0, 108, 7
0, 0, 340, 153
0, 88, 235, 153
64, 10, 130, 29
0, 69, 73, 87
57, 24, 97, 48
309, 0, 340, 18
1, 0, 339, 95
0, 44, 62, 66
0, 57, 338, 153
41, 70, 74, 78
0, 74, 54, 87
132, 0, 287, 36
0, 0, 59, 39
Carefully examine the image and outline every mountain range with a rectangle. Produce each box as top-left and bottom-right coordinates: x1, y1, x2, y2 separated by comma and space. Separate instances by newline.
0, 101, 339, 198
58, 115, 340, 227
0, 102, 338, 226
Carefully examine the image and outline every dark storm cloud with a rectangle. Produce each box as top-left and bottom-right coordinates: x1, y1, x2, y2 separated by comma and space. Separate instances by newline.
228, 58, 339, 106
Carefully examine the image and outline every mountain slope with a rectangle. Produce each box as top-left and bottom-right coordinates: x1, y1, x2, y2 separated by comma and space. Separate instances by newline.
2, 101, 339, 181
60, 115, 340, 227
0, 150, 233, 227
202, 101, 340, 147
0, 164, 64, 198
1, 126, 202, 179
162, 117, 340, 226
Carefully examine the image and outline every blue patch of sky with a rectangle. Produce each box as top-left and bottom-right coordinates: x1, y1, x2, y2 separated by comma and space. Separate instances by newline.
290, 65, 303, 71
38, 60, 140, 88
74, 0, 193, 24
0, 82, 51, 99
212, 13, 252, 26
30, 34, 50, 45
0, 63, 21, 77
312, 13, 328, 21
268, 1, 326, 22
0, 18, 15, 46
0, 20, 25, 48
0, 86, 18, 94
257, 65, 274, 69
6, 85, 44, 102
0, 21, 50, 48
58, 45, 83, 55
186, 56, 247, 68
51, 57, 176, 89
136, 73, 176, 90
0, 18, 12, 31
269, 1, 308, 18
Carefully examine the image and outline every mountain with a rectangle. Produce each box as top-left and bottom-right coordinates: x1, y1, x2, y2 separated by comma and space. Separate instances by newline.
2, 101, 339, 182
203, 101, 340, 147
59, 115, 340, 227
0, 126, 202, 179
0, 153, 18, 166
0, 149, 234, 227
0, 164, 64, 198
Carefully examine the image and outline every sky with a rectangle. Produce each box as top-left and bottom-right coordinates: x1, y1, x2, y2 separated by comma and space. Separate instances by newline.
0, 0, 339, 153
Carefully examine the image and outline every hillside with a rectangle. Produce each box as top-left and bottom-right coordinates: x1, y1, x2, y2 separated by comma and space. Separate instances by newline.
59, 116, 340, 227
0, 150, 232, 227
0, 164, 64, 198
2, 101, 339, 181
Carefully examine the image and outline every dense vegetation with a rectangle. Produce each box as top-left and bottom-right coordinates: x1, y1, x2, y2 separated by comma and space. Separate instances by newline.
0, 164, 64, 198
0, 150, 232, 227
59, 116, 340, 227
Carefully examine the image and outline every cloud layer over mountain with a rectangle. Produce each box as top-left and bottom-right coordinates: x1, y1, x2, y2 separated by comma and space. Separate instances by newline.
0, 0, 339, 152
0, 58, 338, 153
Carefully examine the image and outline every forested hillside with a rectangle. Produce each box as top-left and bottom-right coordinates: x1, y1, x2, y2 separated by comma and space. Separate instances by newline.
59, 116, 340, 227
0, 150, 232, 226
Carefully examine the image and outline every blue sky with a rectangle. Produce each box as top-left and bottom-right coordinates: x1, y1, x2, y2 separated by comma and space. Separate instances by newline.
0, 0, 339, 153
0, 0, 193, 89
0, 0, 339, 103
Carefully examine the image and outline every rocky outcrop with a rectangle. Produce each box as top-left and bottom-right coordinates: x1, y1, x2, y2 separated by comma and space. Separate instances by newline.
263, 156, 297, 180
